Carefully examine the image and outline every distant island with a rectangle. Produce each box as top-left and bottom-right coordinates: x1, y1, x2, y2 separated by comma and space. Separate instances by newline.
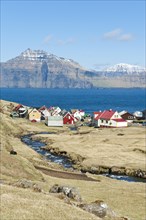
1, 48, 146, 88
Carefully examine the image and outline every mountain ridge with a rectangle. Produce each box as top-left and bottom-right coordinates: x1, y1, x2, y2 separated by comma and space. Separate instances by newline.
0, 49, 145, 88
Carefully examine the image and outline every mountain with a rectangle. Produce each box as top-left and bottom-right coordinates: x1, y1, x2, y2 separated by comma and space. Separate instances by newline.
0, 48, 93, 88
0, 49, 146, 88
104, 63, 145, 74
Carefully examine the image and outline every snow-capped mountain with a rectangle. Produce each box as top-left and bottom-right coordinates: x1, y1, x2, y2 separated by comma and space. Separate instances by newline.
1, 49, 92, 88
104, 63, 146, 73
1, 49, 146, 88
13, 48, 82, 69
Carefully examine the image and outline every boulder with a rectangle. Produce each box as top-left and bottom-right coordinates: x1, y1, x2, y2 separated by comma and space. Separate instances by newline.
10, 150, 17, 155
13, 179, 42, 192
49, 184, 82, 202
79, 200, 117, 218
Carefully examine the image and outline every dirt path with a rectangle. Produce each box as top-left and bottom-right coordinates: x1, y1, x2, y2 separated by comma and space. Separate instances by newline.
35, 166, 99, 182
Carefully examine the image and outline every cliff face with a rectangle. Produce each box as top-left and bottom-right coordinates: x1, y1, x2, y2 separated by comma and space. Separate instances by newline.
0, 49, 93, 88
0, 49, 146, 88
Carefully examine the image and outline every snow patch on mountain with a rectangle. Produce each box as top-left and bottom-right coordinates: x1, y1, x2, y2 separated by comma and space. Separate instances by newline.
104, 63, 146, 73
19, 48, 82, 68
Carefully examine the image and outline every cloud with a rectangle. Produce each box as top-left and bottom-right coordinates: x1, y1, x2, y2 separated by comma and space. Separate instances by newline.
103, 28, 122, 39
119, 34, 133, 41
43, 34, 76, 46
103, 28, 134, 41
57, 37, 76, 45
43, 34, 53, 44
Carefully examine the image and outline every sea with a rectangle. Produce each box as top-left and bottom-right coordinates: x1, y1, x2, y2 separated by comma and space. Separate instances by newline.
1, 88, 146, 114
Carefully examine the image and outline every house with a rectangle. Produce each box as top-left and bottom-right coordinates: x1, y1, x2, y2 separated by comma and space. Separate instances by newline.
119, 111, 135, 123
38, 105, 51, 119
79, 110, 85, 118
10, 111, 19, 118
72, 110, 82, 121
51, 107, 62, 116
60, 109, 68, 116
45, 116, 63, 127
63, 112, 75, 125
133, 111, 143, 120
13, 104, 28, 118
94, 109, 127, 128
28, 108, 41, 122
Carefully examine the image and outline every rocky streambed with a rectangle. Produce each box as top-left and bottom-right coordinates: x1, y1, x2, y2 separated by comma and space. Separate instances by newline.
21, 132, 146, 183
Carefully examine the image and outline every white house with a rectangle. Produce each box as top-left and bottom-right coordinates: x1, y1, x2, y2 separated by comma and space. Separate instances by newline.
94, 110, 127, 128
72, 110, 82, 121
51, 107, 62, 116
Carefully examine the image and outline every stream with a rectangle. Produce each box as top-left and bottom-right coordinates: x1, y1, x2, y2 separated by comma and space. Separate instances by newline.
21, 133, 73, 168
21, 133, 146, 183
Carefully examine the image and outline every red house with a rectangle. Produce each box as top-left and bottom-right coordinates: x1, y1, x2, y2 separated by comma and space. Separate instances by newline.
63, 112, 75, 125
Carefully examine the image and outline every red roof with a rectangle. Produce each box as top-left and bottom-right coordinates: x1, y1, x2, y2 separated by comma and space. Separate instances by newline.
39, 105, 46, 111
63, 112, 75, 120
14, 104, 23, 111
95, 110, 116, 120
94, 112, 103, 119
112, 119, 126, 122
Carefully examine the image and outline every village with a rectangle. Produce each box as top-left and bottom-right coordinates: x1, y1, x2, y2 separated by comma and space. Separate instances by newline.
10, 103, 146, 128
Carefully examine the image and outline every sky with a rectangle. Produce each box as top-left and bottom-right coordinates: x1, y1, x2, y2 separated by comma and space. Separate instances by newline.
1, 0, 145, 70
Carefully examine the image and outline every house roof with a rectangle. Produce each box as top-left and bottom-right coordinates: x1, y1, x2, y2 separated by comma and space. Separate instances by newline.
48, 116, 63, 121
95, 110, 116, 120
119, 110, 127, 116
28, 108, 41, 115
38, 105, 47, 111
63, 112, 75, 119
14, 104, 23, 111
112, 119, 126, 122
71, 109, 79, 113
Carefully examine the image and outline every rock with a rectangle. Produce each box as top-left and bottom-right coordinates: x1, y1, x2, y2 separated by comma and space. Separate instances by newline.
134, 169, 146, 178
33, 184, 42, 192
13, 179, 42, 192
90, 166, 100, 174
49, 184, 82, 202
111, 166, 126, 175
79, 200, 107, 218
10, 150, 17, 155
79, 200, 117, 218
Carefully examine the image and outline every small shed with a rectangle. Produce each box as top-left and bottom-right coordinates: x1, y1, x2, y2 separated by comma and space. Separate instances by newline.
46, 116, 63, 127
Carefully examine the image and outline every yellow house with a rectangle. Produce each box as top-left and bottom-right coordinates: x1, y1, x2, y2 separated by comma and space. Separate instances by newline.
28, 108, 41, 122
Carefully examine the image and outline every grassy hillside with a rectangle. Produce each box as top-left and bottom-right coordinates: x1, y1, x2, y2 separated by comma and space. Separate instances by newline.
0, 100, 145, 220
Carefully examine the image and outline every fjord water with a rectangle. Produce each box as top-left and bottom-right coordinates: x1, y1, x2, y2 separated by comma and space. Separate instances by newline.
1, 88, 145, 113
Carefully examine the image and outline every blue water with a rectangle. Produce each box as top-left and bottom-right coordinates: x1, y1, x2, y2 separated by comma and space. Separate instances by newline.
1, 88, 145, 114
21, 133, 73, 168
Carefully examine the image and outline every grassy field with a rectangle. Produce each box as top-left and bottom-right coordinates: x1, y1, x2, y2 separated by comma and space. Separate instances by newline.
36, 125, 146, 171
0, 100, 146, 220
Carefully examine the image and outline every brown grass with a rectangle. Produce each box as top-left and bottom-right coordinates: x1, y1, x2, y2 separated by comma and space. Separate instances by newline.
37, 126, 146, 170
1, 184, 100, 220
0, 100, 146, 220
